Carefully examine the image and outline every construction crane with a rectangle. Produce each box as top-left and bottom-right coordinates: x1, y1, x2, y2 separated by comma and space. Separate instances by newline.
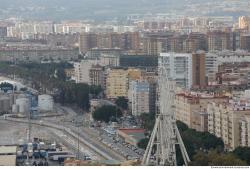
142, 55, 190, 166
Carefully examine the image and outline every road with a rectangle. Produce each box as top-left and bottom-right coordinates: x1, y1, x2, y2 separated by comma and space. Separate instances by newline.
43, 105, 126, 161
3, 117, 125, 162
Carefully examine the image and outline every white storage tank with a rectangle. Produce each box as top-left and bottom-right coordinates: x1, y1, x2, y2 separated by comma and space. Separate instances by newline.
16, 98, 30, 114
17, 94, 26, 99
12, 104, 19, 113
38, 95, 54, 112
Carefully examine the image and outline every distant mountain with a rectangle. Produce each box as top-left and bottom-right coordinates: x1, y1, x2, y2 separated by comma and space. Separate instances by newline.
0, 0, 248, 21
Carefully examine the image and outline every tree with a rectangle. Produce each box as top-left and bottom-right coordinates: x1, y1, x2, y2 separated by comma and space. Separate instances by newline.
0, 82, 14, 92
92, 105, 122, 123
177, 121, 224, 159
140, 113, 155, 131
137, 138, 149, 150
115, 97, 128, 110
89, 85, 102, 97
190, 150, 247, 166
233, 147, 250, 165
176, 120, 188, 132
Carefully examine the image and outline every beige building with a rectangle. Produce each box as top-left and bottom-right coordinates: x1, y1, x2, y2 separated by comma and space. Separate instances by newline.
127, 68, 142, 81
239, 16, 250, 30
207, 99, 250, 150
106, 68, 128, 99
175, 92, 228, 132
207, 31, 232, 51
117, 128, 145, 146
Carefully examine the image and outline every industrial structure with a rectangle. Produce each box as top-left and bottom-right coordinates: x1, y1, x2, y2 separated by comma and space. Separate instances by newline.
142, 55, 190, 166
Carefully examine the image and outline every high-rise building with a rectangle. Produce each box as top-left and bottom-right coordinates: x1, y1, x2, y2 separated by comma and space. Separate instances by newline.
129, 80, 150, 116
106, 68, 128, 99
79, 33, 97, 54
0, 27, 7, 38
240, 34, 250, 52
239, 115, 250, 147
120, 32, 140, 51
170, 34, 188, 53
141, 71, 157, 114
79, 32, 140, 54
143, 32, 173, 55
89, 64, 106, 88
184, 32, 207, 53
239, 16, 250, 30
159, 53, 193, 89
192, 51, 206, 88
207, 31, 232, 51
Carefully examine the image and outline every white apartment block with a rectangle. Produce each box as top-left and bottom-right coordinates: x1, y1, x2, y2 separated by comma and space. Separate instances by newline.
160, 53, 192, 89
74, 60, 97, 84
129, 80, 150, 116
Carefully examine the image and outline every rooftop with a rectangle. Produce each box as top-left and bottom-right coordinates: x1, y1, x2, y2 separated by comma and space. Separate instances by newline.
118, 128, 145, 134
0, 146, 17, 155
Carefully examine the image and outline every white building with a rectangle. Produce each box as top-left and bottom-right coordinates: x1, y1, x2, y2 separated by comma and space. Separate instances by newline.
74, 60, 97, 84
159, 53, 193, 89
129, 80, 150, 116
38, 95, 54, 112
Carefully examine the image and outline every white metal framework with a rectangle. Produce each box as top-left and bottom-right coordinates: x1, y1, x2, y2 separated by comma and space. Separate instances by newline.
142, 56, 190, 166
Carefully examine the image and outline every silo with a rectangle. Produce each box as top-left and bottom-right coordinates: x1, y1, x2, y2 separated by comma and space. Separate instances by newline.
17, 94, 26, 99
12, 104, 19, 113
38, 95, 54, 112
16, 98, 31, 114
0, 96, 11, 112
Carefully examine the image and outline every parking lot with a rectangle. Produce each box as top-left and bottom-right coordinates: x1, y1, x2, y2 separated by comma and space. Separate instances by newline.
93, 118, 145, 160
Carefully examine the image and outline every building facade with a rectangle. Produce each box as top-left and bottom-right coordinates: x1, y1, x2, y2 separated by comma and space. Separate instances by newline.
175, 92, 228, 132
89, 64, 106, 88
159, 53, 193, 89
106, 68, 129, 99
207, 98, 250, 150
129, 80, 150, 116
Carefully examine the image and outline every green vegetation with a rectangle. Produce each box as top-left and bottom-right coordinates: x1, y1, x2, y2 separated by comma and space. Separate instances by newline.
176, 121, 250, 166
233, 147, 250, 165
177, 121, 224, 158
0, 62, 92, 110
140, 113, 155, 131
115, 97, 128, 110
0, 82, 14, 92
89, 85, 103, 98
92, 105, 122, 123
190, 151, 247, 166
56, 82, 90, 110
137, 138, 149, 150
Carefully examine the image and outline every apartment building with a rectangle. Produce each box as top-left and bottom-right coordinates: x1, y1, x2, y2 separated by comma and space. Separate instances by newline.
74, 60, 97, 84
207, 96, 250, 150
129, 80, 150, 116
175, 91, 228, 132
159, 53, 193, 89
89, 64, 106, 88
106, 68, 129, 99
